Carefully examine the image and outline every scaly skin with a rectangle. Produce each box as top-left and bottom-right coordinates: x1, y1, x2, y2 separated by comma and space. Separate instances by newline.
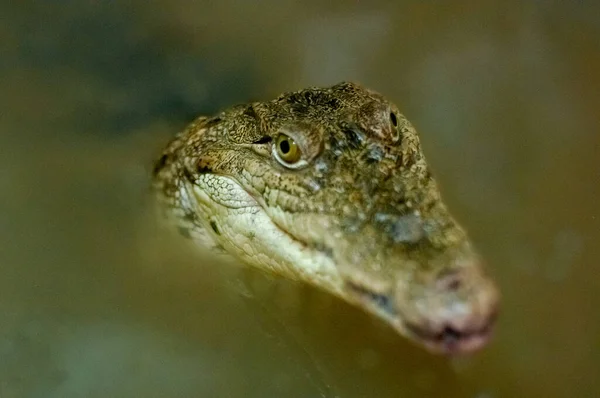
152, 82, 499, 354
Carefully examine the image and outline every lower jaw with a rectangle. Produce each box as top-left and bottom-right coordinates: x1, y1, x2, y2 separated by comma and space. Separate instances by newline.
400, 317, 495, 354
419, 332, 492, 355
404, 323, 494, 355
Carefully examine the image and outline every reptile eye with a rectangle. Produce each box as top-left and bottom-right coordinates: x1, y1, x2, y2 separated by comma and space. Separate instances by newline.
390, 112, 398, 127
275, 133, 302, 165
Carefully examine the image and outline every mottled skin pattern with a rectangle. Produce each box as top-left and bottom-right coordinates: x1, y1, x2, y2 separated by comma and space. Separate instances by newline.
153, 82, 499, 354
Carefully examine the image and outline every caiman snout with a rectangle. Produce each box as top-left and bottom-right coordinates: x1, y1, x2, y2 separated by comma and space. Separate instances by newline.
397, 263, 500, 355
343, 256, 499, 355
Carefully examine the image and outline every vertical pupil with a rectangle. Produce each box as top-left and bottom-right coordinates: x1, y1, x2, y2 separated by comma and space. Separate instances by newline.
280, 140, 290, 154
390, 112, 398, 127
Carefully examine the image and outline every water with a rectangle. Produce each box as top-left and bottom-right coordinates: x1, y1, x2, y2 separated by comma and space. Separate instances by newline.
1, 1, 599, 397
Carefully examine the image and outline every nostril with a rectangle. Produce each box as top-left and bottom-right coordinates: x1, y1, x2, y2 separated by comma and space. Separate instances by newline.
437, 270, 463, 292
441, 326, 461, 345
446, 278, 461, 291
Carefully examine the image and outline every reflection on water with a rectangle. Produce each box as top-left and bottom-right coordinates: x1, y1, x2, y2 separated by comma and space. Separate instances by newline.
1, 1, 599, 397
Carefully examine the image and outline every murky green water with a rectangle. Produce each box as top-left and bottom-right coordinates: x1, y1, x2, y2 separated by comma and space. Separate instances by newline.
1, 1, 599, 397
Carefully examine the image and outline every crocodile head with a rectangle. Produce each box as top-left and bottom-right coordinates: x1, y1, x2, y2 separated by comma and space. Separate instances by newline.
153, 82, 500, 355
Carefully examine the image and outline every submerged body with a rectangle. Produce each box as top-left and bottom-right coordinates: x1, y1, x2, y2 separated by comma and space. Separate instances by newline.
152, 82, 499, 354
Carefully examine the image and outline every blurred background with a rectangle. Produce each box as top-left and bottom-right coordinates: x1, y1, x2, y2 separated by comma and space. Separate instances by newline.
1, 1, 599, 397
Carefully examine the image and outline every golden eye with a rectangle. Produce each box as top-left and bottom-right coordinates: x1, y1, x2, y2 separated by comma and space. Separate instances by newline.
275, 133, 302, 164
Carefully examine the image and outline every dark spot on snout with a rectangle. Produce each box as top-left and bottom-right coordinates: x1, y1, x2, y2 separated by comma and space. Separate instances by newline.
363, 145, 384, 164
374, 213, 425, 244
341, 123, 366, 150
436, 269, 463, 292
312, 242, 334, 259
328, 135, 345, 156
210, 220, 221, 235
347, 282, 396, 316
390, 213, 425, 243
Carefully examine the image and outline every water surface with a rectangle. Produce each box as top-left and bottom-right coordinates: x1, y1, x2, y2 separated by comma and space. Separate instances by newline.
1, 1, 599, 397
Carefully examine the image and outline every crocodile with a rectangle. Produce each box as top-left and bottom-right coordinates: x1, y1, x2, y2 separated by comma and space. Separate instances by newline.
152, 82, 499, 355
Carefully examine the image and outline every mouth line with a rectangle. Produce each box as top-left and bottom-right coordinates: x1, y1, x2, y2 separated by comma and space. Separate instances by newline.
190, 176, 336, 260
345, 282, 496, 355
231, 178, 337, 258
346, 281, 397, 317
404, 316, 496, 354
